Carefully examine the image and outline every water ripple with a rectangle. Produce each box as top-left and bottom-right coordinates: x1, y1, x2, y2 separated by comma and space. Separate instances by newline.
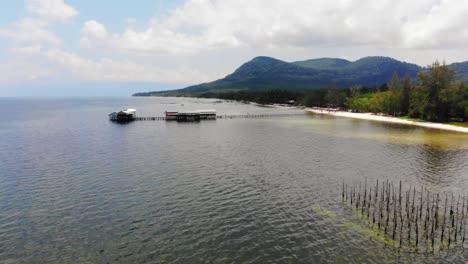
0, 97, 467, 263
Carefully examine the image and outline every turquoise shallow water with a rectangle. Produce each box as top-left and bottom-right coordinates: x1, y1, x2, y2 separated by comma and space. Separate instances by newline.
0, 97, 468, 263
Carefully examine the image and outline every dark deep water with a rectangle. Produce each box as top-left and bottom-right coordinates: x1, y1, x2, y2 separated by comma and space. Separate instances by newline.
1, 97, 468, 263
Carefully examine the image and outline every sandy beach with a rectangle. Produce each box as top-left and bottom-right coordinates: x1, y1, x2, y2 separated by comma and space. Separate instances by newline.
306, 108, 468, 134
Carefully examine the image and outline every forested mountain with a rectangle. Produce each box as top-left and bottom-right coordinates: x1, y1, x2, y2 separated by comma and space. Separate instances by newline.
134, 56, 468, 96
449, 61, 468, 81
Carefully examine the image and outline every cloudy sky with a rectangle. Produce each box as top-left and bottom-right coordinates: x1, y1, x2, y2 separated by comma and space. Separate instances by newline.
1, 0, 468, 96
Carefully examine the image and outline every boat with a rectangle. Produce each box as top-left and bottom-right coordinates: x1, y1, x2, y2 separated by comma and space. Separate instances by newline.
109, 109, 137, 122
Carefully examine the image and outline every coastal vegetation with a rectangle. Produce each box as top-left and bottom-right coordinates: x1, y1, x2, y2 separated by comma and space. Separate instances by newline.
196, 63, 468, 123
344, 62, 468, 122
135, 57, 468, 123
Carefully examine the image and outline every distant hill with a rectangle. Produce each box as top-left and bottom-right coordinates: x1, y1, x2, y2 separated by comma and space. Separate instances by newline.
448, 61, 468, 82
134, 56, 468, 96
292, 58, 352, 70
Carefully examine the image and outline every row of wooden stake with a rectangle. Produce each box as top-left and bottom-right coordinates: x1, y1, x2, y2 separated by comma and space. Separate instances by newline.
342, 180, 467, 251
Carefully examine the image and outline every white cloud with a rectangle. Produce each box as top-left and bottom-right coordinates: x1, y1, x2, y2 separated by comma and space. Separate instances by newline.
0, 60, 55, 84
0, 18, 61, 46
0, 0, 79, 48
4, 0, 468, 90
27, 0, 78, 22
9, 45, 43, 56
45, 49, 213, 83
80, 19, 241, 55
80, 0, 468, 55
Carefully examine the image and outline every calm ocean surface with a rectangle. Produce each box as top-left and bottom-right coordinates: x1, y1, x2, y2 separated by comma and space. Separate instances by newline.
1, 97, 468, 263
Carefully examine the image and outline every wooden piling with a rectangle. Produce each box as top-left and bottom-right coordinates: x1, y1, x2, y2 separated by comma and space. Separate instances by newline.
415, 201, 419, 248
393, 190, 397, 241
356, 183, 361, 210
342, 180, 467, 252
342, 181, 345, 202
455, 195, 460, 242
362, 180, 367, 215
420, 185, 423, 219
368, 186, 372, 220
463, 197, 467, 243
345, 184, 348, 201
441, 193, 447, 244
435, 193, 439, 230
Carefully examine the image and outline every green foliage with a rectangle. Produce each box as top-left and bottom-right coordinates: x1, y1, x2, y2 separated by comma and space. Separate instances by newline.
324, 86, 346, 107
368, 91, 386, 113
302, 89, 328, 107
345, 92, 373, 112
408, 86, 428, 118
401, 74, 412, 115
418, 61, 456, 121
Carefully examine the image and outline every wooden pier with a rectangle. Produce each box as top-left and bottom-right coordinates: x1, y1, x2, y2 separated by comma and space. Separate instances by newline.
133, 113, 305, 121
343, 180, 468, 253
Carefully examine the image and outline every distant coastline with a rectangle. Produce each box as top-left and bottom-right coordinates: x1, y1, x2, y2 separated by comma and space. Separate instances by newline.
306, 108, 468, 134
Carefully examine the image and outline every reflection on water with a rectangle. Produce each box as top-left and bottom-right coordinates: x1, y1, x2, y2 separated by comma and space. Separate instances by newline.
0, 97, 467, 263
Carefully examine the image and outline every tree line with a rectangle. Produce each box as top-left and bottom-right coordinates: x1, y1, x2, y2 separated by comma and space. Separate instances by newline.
199, 61, 468, 123
344, 62, 468, 122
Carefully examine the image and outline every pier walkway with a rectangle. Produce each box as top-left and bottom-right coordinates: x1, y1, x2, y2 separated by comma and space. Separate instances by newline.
134, 113, 306, 121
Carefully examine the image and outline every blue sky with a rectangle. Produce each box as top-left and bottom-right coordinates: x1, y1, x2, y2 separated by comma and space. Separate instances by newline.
1, 0, 468, 96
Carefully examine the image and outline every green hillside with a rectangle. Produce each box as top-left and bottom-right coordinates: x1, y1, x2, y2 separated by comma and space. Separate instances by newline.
134, 56, 468, 96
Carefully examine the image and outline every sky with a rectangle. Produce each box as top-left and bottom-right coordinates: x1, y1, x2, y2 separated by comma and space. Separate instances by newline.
1, 0, 468, 96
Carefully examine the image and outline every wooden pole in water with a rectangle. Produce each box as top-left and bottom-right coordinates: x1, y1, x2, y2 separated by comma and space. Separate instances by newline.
431, 194, 435, 249
424, 192, 430, 240
449, 208, 453, 249
399, 206, 403, 248
415, 200, 419, 248
463, 197, 467, 243
373, 181, 378, 224
455, 195, 460, 242
362, 179, 367, 215
393, 190, 397, 241
412, 186, 416, 218
368, 186, 372, 220
342, 181, 345, 202
357, 183, 361, 210
441, 193, 448, 244
406, 188, 410, 222
420, 186, 423, 219
429, 194, 433, 241
448, 193, 454, 248
378, 187, 382, 230
399, 181, 402, 212
381, 181, 385, 221
459, 197, 465, 235
408, 195, 412, 244
435, 193, 439, 230
385, 182, 390, 235
345, 184, 348, 202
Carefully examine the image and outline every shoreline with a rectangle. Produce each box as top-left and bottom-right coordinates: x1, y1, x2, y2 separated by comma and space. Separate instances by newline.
305, 108, 468, 134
